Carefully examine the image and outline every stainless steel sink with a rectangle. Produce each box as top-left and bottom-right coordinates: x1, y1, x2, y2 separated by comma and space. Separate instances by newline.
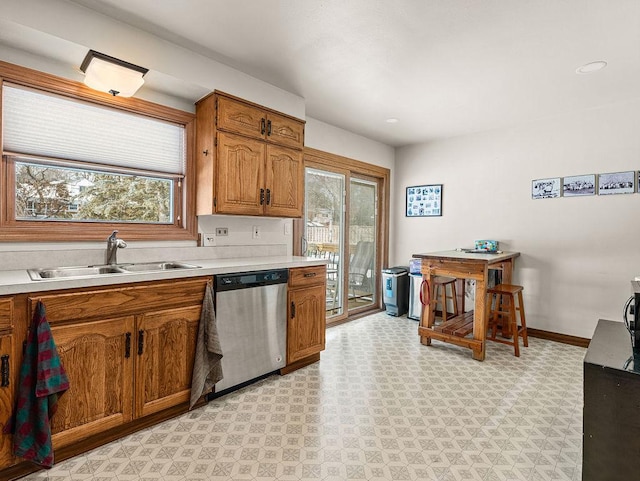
28, 261, 201, 281
28, 265, 128, 280
118, 261, 201, 272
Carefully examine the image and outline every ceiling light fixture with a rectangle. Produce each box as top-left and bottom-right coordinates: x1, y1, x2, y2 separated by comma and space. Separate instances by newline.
80, 50, 148, 97
386, 118, 399, 124
576, 60, 608, 74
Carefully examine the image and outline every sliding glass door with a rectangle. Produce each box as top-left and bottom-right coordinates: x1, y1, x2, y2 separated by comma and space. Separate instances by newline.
347, 177, 378, 312
303, 165, 383, 320
304, 168, 346, 317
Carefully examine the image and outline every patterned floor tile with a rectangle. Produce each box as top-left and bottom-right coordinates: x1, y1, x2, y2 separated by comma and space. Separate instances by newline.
18, 312, 585, 480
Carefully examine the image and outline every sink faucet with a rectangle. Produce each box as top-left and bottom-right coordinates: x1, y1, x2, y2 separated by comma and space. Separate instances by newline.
106, 230, 127, 265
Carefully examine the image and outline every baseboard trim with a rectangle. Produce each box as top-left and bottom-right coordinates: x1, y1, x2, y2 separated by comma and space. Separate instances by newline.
527, 328, 590, 348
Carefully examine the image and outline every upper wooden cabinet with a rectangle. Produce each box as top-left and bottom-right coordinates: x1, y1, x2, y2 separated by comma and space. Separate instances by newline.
196, 92, 305, 217
217, 95, 304, 149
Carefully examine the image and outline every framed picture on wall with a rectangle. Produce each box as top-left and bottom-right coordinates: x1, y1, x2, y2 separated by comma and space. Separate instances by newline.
406, 184, 442, 217
598, 171, 635, 195
563, 174, 595, 197
532, 177, 561, 199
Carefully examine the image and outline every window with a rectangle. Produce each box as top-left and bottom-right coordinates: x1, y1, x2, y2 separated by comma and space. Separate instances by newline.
14, 160, 174, 223
0, 65, 196, 241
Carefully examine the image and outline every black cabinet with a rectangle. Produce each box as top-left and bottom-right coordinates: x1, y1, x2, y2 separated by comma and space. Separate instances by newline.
583, 319, 640, 481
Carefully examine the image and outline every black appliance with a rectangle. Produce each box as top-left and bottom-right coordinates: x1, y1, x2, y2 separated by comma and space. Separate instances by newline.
628, 281, 640, 350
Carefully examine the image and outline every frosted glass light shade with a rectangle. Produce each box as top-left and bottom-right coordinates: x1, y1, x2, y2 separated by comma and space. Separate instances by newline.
80, 50, 148, 97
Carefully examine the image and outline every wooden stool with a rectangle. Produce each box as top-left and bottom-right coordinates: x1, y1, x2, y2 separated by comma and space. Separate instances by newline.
433, 276, 458, 322
487, 284, 528, 357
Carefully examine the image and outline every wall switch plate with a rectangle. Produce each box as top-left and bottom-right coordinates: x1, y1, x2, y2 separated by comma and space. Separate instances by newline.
252, 225, 260, 239
203, 233, 216, 246
215, 227, 228, 236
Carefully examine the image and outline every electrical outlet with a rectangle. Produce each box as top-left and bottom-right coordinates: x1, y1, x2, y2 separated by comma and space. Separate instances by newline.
252, 225, 261, 239
202, 233, 216, 246
215, 227, 228, 236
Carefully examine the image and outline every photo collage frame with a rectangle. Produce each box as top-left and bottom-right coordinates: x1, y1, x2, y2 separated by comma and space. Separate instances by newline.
406, 184, 442, 217
532, 171, 638, 199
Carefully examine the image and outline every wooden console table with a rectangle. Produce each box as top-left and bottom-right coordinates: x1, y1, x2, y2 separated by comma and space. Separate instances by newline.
413, 250, 520, 361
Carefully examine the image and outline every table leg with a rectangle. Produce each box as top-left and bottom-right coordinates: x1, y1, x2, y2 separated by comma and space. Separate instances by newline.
472, 275, 488, 361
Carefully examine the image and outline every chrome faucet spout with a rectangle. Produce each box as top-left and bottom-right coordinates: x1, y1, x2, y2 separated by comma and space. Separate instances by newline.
106, 230, 127, 265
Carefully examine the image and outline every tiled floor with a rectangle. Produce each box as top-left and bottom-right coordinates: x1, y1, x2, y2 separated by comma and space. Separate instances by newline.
20, 312, 585, 481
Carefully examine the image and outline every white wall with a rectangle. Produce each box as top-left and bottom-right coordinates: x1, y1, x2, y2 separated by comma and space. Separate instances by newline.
393, 99, 640, 339
305, 117, 395, 170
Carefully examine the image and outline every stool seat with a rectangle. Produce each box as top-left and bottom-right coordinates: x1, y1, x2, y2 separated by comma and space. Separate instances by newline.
432, 276, 458, 322
487, 283, 528, 357
488, 284, 523, 296
434, 276, 456, 285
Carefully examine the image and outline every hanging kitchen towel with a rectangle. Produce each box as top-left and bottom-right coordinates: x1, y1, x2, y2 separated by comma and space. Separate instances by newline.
189, 282, 223, 409
6, 300, 69, 468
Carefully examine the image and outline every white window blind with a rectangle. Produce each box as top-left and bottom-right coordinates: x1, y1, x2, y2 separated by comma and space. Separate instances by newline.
2, 84, 185, 175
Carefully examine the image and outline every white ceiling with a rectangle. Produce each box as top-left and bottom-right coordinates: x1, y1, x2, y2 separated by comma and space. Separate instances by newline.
4, 0, 640, 147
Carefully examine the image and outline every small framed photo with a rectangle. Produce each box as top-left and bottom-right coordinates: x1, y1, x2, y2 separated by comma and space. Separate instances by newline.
563, 174, 595, 197
532, 177, 561, 199
406, 184, 442, 217
598, 171, 635, 195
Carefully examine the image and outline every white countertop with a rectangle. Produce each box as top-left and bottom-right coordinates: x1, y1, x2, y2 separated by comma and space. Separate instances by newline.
0, 256, 326, 295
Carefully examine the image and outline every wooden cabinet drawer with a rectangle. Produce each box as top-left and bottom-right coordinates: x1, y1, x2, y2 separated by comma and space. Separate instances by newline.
216, 95, 265, 140
0, 298, 13, 329
289, 265, 326, 288
29, 277, 210, 324
267, 112, 304, 149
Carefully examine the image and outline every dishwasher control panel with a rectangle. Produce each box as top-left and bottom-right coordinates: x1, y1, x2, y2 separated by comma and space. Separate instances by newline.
214, 269, 289, 292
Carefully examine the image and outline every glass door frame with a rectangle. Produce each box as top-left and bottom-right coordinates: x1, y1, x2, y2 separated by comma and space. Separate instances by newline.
347, 174, 380, 316
294, 147, 390, 325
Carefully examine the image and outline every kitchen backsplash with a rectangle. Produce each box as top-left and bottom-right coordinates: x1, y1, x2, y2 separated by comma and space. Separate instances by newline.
0, 216, 294, 271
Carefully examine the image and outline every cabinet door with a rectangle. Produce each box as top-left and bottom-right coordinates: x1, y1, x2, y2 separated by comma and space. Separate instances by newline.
287, 285, 326, 364
217, 96, 266, 140
135, 305, 200, 418
216, 132, 265, 215
50, 316, 134, 450
265, 145, 304, 218
266, 112, 304, 149
0, 333, 14, 468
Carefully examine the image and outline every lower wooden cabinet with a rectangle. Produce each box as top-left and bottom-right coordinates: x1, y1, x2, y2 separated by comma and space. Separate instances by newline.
22, 277, 209, 455
50, 316, 135, 450
287, 266, 326, 364
135, 305, 200, 418
0, 332, 14, 467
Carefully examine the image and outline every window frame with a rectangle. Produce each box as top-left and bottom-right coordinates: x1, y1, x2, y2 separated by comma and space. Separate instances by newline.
0, 60, 197, 242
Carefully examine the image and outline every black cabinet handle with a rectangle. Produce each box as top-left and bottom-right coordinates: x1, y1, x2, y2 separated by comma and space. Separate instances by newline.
266, 189, 271, 205
138, 330, 144, 355
260, 188, 265, 205
125, 332, 131, 358
304, 272, 317, 278
290, 301, 296, 319
267, 119, 272, 136
261, 118, 266, 135
1, 355, 9, 387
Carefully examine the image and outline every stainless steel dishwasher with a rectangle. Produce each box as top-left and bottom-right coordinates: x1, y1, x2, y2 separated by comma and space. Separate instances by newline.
212, 269, 288, 394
